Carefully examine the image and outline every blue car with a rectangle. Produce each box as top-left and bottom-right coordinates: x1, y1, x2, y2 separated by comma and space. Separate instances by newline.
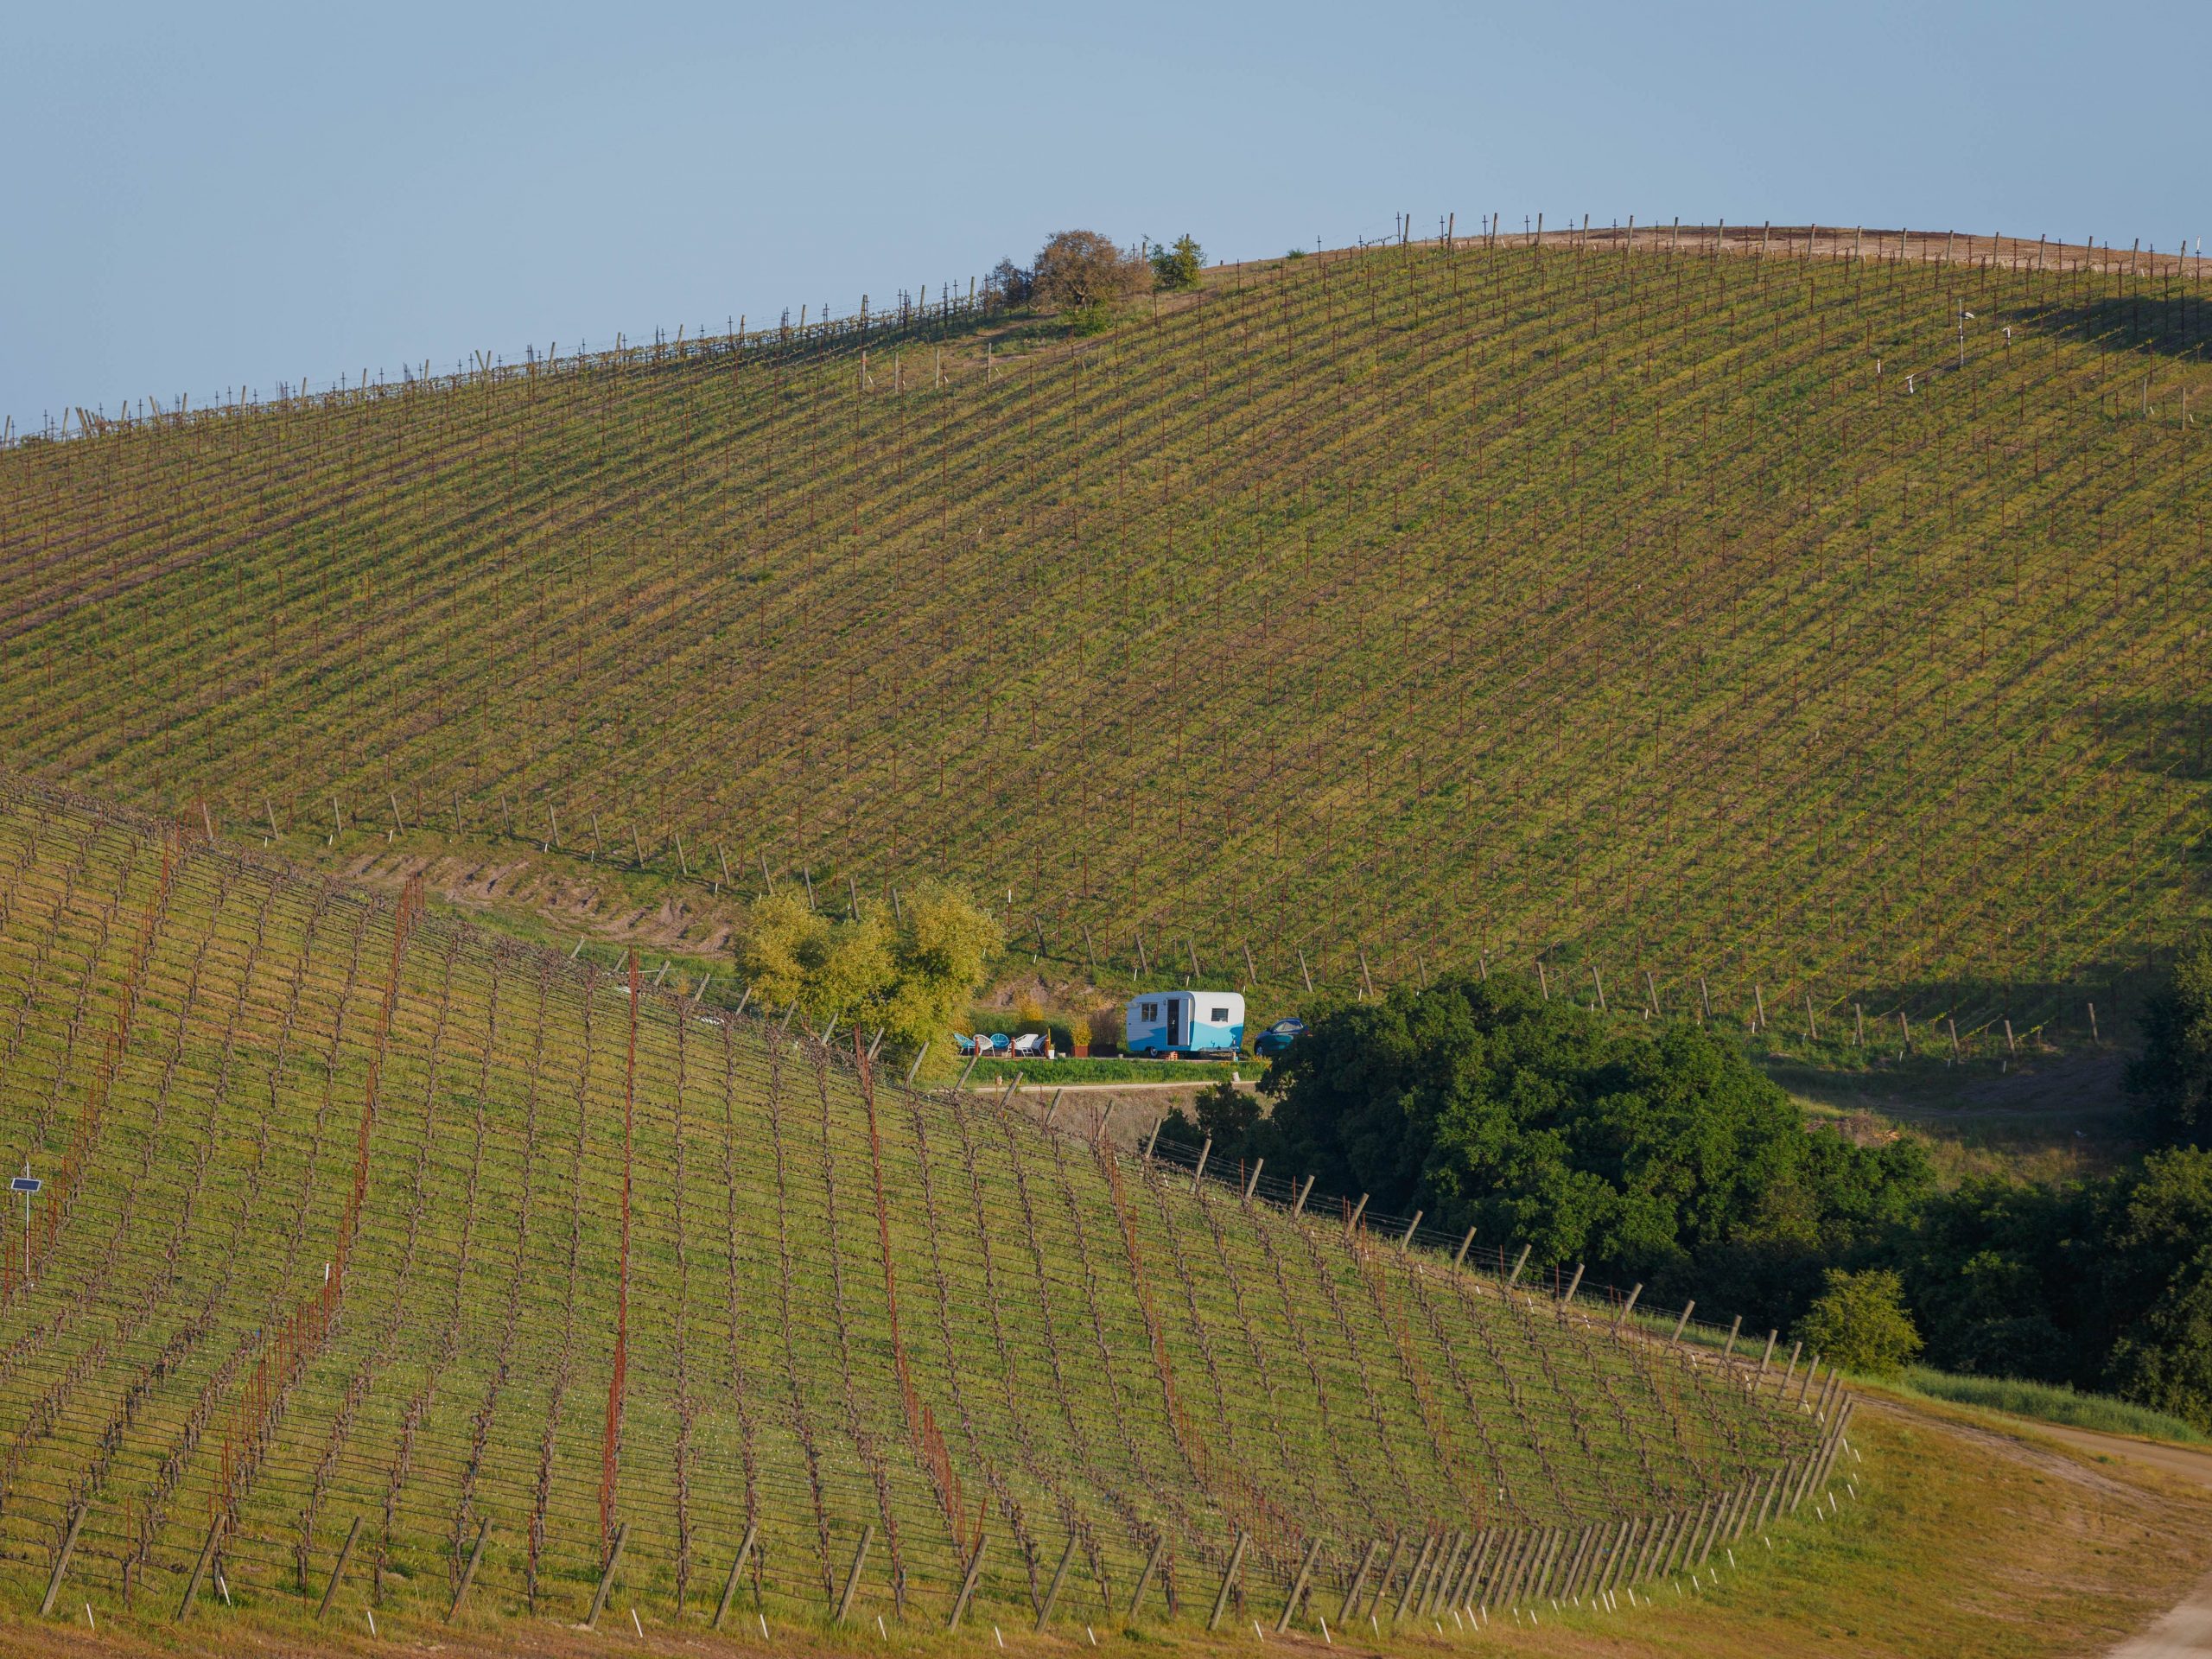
1254, 1017, 1306, 1058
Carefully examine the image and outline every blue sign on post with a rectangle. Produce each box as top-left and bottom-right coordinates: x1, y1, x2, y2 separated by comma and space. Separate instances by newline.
10, 1177, 41, 1194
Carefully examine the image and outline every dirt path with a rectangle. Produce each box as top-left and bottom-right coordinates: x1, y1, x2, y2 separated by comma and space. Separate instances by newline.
2056, 1427, 2212, 1658
1864, 1396, 2212, 1656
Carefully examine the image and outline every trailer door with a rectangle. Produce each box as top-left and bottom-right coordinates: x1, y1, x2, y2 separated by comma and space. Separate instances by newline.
1166, 997, 1182, 1046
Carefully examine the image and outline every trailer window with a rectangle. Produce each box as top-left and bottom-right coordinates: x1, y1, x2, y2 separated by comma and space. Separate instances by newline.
1141, 1002, 1159, 1021
1210, 1007, 1229, 1022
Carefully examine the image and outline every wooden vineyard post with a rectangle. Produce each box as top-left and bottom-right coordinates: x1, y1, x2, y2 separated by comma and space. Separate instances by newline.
1338, 1538, 1382, 1624
1277, 1535, 1325, 1632
1391, 1534, 1436, 1623
1297, 948, 1314, 993
1758, 1329, 1778, 1373
1398, 1210, 1423, 1251
1855, 1003, 1865, 1045
1507, 1243, 1531, 1285
1344, 1193, 1369, 1236
1452, 1225, 1477, 1268
177, 1512, 226, 1620
1127, 1535, 1166, 1620
448, 1518, 490, 1622
1242, 1156, 1265, 1199
1363, 1535, 1405, 1619
1699, 975, 1712, 1023
713, 1522, 760, 1630
1084, 926, 1097, 978
1358, 950, 1376, 1000
947, 1534, 988, 1631
835, 1525, 874, 1624
316, 1516, 362, 1619
1035, 1533, 1077, 1631
1560, 1262, 1585, 1306
1669, 1299, 1696, 1344
1723, 1314, 1742, 1357
1192, 1136, 1212, 1189
585, 1521, 628, 1630
1206, 1530, 1249, 1631
40, 1503, 86, 1615
1614, 1282, 1642, 1330
1243, 941, 1258, 986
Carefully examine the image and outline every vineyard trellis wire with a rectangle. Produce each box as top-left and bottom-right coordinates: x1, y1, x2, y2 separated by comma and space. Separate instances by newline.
3, 229, 2205, 1058
0, 777, 1845, 1643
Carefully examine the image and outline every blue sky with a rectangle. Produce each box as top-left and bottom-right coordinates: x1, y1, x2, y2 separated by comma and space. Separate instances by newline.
4, 1, 2203, 433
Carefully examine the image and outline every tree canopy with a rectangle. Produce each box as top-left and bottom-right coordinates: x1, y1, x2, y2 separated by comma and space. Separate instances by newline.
1246, 973, 1932, 1313
734, 882, 1001, 1077
2129, 935, 2212, 1147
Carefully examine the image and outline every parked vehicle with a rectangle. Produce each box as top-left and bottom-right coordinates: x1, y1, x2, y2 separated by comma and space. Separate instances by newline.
1254, 1016, 1306, 1058
1124, 991, 1245, 1057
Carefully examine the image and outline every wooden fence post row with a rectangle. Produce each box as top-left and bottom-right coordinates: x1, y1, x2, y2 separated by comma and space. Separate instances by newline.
111, 1430, 1851, 1637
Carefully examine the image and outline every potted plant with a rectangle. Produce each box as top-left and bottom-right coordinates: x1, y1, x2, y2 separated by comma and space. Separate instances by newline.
1070, 1017, 1092, 1058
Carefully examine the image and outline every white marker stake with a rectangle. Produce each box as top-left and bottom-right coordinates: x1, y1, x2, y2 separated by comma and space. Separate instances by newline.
1255, 1618, 1266, 1641
85, 1604, 94, 1630
218, 1572, 231, 1606
760, 1613, 769, 1639
877, 1613, 887, 1638
1319, 1614, 1331, 1645
366, 1607, 377, 1636
632, 1608, 644, 1637
995, 1624, 1005, 1648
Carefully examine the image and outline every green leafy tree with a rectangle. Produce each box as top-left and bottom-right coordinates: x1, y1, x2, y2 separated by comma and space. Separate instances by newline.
1791, 1268, 1923, 1374
1254, 972, 1930, 1316
2100, 1147, 2212, 1427
734, 881, 1001, 1077
1154, 1082, 1259, 1160
1151, 235, 1204, 291
2129, 936, 2212, 1147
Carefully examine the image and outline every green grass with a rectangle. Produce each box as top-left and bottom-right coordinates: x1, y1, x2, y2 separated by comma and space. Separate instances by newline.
1896, 1366, 2207, 1445
3, 232, 2206, 1051
0, 780, 1815, 1649
969, 1056, 1245, 1085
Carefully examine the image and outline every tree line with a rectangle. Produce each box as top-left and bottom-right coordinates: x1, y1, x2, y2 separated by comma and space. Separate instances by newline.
1166, 938, 2212, 1427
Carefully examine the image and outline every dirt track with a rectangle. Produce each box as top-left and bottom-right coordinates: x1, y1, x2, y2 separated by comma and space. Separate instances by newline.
1862, 1397, 2212, 1657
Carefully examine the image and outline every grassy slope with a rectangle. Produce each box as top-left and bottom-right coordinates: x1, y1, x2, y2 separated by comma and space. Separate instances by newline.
2, 235, 2206, 1049
0, 782, 1809, 1646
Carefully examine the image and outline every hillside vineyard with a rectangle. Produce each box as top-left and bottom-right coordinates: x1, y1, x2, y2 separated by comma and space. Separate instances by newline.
0, 783, 1831, 1636
3, 228, 2206, 1034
